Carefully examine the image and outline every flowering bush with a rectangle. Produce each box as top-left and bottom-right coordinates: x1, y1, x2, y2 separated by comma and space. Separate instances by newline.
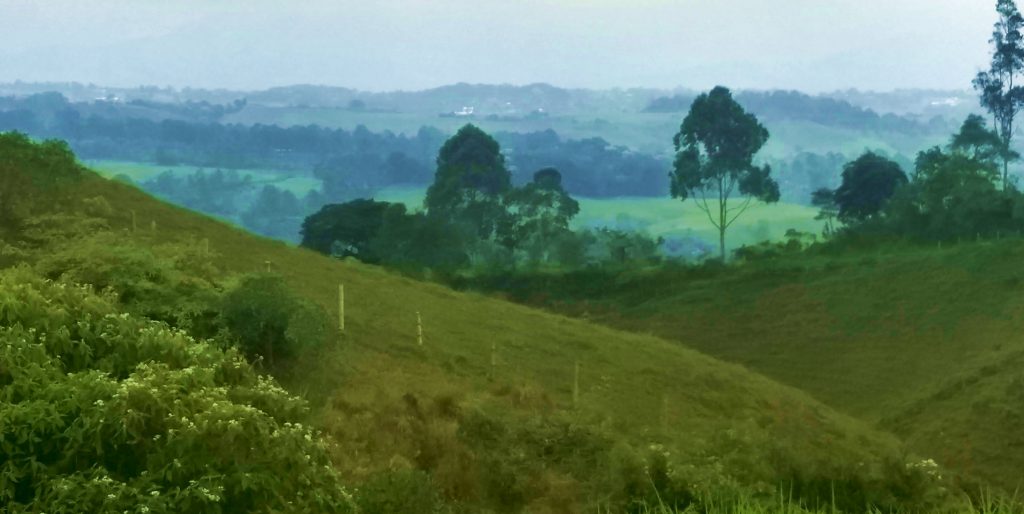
0, 266, 354, 513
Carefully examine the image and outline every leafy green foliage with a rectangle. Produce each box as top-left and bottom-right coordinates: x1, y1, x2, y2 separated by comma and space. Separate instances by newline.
833, 152, 908, 223
810, 189, 839, 236
241, 185, 304, 241
951, 114, 1010, 163
670, 86, 780, 259
220, 273, 327, 365
300, 199, 398, 260
974, 0, 1024, 188
503, 168, 581, 265
829, 117, 1024, 242
354, 469, 445, 514
0, 131, 83, 228
144, 169, 253, 217
370, 209, 470, 272
35, 232, 224, 339
425, 124, 512, 240
0, 266, 354, 513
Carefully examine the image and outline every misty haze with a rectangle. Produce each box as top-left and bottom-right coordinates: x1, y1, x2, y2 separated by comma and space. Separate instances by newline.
1, 1, 1023, 513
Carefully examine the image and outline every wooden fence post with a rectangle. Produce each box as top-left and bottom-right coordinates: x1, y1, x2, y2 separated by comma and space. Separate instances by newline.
661, 394, 669, 431
338, 284, 345, 333
572, 360, 580, 409
489, 341, 497, 379
417, 311, 423, 346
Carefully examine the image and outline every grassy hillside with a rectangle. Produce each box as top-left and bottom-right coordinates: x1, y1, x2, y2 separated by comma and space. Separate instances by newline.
464, 242, 1024, 492
0, 144, 961, 511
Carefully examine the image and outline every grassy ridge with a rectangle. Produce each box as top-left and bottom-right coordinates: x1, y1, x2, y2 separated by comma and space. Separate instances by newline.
40, 170, 953, 510
469, 241, 1024, 492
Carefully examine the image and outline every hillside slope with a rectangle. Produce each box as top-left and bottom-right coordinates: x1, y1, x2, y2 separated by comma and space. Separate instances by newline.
474, 243, 1024, 491
0, 150, 955, 511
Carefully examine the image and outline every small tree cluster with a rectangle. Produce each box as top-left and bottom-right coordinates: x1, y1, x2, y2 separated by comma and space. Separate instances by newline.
0, 131, 83, 229
816, 115, 1024, 242
301, 124, 598, 272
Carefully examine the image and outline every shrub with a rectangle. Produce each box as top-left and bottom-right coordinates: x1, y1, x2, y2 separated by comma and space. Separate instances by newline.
0, 266, 355, 513
220, 273, 328, 365
355, 469, 445, 514
0, 132, 83, 227
35, 232, 224, 339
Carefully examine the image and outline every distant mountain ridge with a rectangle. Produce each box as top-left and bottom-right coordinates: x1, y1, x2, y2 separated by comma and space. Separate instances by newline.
0, 81, 974, 119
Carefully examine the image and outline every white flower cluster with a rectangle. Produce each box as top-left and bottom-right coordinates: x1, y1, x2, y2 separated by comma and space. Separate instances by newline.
907, 458, 943, 479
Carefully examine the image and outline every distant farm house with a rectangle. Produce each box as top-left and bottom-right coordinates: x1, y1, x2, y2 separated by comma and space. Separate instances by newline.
440, 106, 475, 118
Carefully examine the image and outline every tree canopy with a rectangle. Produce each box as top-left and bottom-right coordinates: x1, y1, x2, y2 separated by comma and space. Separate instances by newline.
974, 0, 1024, 189
300, 199, 398, 261
669, 86, 780, 259
833, 152, 908, 223
0, 131, 83, 227
425, 124, 512, 239
502, 168, 581, 265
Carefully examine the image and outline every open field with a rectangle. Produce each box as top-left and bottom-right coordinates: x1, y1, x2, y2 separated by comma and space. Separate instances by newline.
85, 159, 322, 197
81, 165, 827, 255
376, 185, 826, 254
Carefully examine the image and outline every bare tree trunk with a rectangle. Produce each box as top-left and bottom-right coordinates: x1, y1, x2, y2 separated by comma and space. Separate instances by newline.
719, 189, 727, 261
719, 180, 727, 260
719, 226, 726, 261
1005, 156, 1010, 191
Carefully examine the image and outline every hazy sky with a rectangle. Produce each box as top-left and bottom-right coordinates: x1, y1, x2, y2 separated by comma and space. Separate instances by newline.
0, 0, 997, 92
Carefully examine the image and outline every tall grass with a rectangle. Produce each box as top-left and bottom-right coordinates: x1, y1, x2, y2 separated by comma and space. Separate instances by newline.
600, 490, 1024, 514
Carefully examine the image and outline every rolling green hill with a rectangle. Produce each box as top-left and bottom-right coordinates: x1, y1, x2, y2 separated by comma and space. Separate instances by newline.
465, 242, 1024, 492
0, 137, 960, 512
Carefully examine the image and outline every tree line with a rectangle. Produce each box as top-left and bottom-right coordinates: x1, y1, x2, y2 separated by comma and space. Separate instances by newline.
0, 92, 668, 198
800, 0, 1024, 246
300, 125, 665, 273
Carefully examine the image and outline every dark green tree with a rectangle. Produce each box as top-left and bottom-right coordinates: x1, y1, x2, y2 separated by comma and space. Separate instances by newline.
833, 152, 908, 223
669, 86, 780, 260
369, 208, 470, 272
300, 199, 397, 261
811, 187, 839, 236
242, 185, 303, 241
503, 168, 581, 264
951, 114, 1007, 163
974, 0, 1024, 189
901, 120, 1008, 239
425, 124, 512, 239
0, 132, 82, 228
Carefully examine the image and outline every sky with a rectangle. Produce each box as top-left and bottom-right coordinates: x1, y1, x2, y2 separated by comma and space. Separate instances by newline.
0, 0, 998, 93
